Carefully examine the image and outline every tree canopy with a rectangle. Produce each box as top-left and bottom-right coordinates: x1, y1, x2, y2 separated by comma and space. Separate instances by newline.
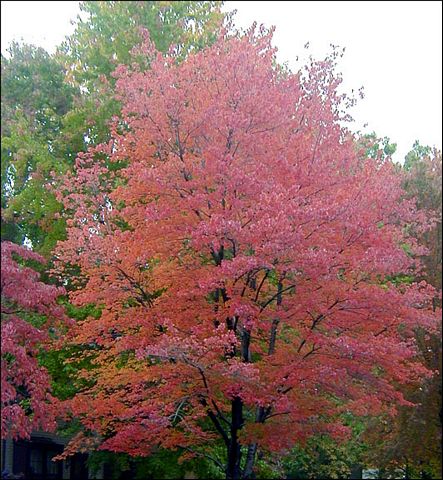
52, 27, 439, 479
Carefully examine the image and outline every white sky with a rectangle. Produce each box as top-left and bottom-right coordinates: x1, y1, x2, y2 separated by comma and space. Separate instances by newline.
1, 1, 442, 162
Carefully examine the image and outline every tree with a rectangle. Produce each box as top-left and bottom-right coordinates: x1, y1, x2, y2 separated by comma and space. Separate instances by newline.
403, 143, 442, 292
59, 1, 224, 88
357, 131, 397, 162
363, 145, 442, 479
1, 43, 75, 253
1, 43, 73, 132
283, 430, 367, 479
53, 28, 438, 479
1, 241, 66, 440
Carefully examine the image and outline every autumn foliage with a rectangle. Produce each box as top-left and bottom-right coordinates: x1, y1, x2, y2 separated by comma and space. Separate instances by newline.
363, 148, 442, 478
1, 241, 66, 440
52, 28, 439, 478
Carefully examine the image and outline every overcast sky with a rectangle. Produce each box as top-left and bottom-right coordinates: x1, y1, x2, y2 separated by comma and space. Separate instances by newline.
1, 1, 442, 162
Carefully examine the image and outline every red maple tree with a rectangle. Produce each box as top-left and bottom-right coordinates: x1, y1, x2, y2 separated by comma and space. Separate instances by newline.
54, 27, 439, 478
1, 241, 66, 440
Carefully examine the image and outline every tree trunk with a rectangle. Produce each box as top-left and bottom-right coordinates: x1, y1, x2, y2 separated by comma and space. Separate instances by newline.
243, 443, 258, 479
268, 281, 283, 355
226, 396, 243, 479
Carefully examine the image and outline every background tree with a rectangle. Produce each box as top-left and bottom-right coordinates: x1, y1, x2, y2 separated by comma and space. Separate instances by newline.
403, 142, 442, 292
53, 28, 438, 479
59, 1, 224, 87
357, 131, 397, 162
363, 144, 442, 479
1, 43, 75, 253
283, 430, 367, 479
1, 241, 67, 440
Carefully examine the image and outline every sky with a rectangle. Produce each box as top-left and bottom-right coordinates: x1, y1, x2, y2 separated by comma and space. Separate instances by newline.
1, 1, 442, 163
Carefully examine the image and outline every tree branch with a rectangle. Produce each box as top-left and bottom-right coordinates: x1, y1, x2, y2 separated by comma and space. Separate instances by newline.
180, 446, 225, 471
260, 284, 295, 312
254, 270, 270, 302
